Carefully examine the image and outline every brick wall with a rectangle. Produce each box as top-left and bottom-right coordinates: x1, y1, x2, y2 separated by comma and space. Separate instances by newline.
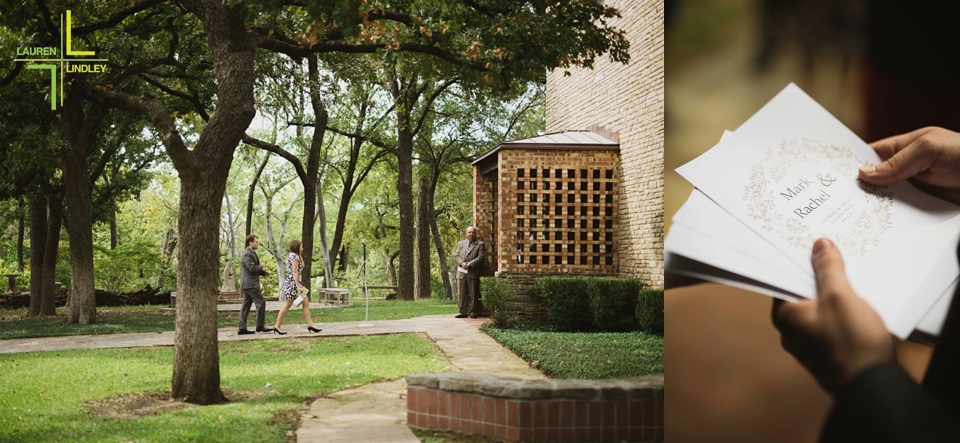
545, 0, 664, 289
474, 169, 498, 273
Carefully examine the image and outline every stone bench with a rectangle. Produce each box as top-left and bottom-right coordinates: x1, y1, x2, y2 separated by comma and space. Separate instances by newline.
405, 372, 663, 442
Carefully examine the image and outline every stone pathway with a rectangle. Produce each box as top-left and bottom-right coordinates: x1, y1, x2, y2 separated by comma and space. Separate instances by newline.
0, 314, 544, 443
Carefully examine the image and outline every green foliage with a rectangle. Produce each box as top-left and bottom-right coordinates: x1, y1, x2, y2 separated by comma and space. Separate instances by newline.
538, 277, 651, 332
636, 289, 664, 336
0, 334, 448, 441
93, 241, 161, 292
480, 277, 517, 328
587, 278, 643, 332
482, 324, 663, 378
536, 277, 592, 332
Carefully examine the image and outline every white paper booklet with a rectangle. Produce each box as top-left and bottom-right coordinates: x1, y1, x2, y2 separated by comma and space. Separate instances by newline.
671, 84, 960, 339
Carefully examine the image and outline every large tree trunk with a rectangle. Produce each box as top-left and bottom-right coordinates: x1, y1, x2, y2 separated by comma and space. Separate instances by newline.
61, 95, 99, 325
169, 0, 256, 405
173, 165, 234, 404
27, 193, 46, 316
395, 116, 415, 300
86, 0, 254, 405
300, 55, 327, 292
414, 178, 431, 300
40, 198, 62, 316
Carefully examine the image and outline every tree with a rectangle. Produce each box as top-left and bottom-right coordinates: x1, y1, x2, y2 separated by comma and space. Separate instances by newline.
76, 0, 626, 403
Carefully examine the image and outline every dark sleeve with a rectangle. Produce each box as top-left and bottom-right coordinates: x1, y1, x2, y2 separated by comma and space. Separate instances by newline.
821, 363, 960, 443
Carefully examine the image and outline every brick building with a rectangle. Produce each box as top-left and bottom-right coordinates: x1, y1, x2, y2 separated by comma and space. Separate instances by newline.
545, 0, 664, 289
472, 131, 621, 317
470, 0, 663, 316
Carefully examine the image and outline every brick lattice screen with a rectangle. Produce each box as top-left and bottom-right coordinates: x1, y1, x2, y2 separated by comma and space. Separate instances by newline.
495, 149, 620, 275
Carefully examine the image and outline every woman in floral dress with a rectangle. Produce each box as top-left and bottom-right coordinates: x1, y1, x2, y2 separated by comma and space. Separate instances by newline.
274, 239, 321, 334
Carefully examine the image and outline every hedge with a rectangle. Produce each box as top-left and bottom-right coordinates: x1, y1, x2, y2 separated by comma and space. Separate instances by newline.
588, 278, 642, 332
636, 289, 664, 335
480, 277, 517, 328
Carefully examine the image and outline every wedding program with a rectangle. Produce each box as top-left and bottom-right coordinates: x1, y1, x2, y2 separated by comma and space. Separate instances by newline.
666, 83, 960, 340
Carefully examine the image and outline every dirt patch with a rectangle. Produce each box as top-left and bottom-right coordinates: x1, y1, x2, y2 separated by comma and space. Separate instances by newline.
88, 392, 191, 419
269, 407, 302, 442
88, 389, 251, 419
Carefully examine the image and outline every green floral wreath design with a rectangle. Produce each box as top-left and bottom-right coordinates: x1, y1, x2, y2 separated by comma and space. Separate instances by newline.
742, 138, 893, 256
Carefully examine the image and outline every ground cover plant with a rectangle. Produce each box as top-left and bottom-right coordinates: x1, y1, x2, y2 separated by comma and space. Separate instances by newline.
0, 333, 449, 442
482, 323, 663, 379
412, 427, 503, 443
0, 299, 458, 340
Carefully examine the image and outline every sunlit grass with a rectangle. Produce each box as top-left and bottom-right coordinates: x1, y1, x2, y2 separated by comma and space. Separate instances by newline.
0, 333, 450, 442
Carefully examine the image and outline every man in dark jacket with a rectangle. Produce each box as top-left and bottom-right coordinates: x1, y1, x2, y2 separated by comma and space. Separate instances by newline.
238, 234, 274, 334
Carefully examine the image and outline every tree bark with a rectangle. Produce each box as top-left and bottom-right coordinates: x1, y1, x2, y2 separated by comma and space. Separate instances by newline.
60, 94, 102, 325
300, 54, 328, 293
85, 0, 256, 405
414, 177, 431, 300
394, 109, 415, 300
168, 0, 256, 405
27, 193, 46, 316
40, 198, 62, 316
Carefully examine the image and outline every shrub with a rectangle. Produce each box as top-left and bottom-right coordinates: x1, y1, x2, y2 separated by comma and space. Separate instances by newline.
536, 277, 592, 331
588, 278, 643, 332
636, 289, 664, 335
480, 277, 517, 328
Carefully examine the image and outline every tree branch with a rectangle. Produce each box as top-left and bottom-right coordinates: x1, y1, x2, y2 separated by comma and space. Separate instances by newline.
73, 0, 168, 35
325, 125, 396, 155
80, 85, 193, 170
139, 74, 210, 121
412, 78, 458, 138
241, 134, 308, 184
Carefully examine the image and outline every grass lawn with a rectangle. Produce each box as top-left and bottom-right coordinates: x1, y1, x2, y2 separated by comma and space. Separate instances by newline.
0, 299, 458, 340
482, 324, 663, 379
0, 333, 450, 442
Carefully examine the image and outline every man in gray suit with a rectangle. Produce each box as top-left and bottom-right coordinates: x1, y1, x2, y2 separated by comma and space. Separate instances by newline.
238, 234, 274, 334
454, 226, 485, 318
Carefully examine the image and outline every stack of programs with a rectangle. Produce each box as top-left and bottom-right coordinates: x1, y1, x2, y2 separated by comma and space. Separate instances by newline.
666, 83, 960, 342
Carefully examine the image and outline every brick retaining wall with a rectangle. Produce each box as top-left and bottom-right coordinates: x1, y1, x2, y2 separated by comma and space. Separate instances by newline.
406, 372, 663, 442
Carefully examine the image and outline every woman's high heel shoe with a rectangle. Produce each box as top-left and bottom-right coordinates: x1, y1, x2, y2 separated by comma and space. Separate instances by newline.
274, 329, 288, 335
307, 326, 322, 333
